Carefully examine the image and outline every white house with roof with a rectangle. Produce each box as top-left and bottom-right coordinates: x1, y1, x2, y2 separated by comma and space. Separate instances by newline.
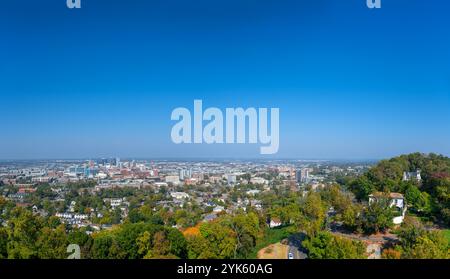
369, 192, 407, 225
403, 170, 421, 182
269, 218, 282, 228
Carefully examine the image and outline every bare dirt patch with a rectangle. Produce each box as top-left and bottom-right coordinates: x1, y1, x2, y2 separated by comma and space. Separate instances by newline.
257, 242, 289, 259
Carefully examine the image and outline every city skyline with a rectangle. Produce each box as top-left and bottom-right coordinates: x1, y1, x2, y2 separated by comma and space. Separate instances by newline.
0, 1, 449, 264
1, 0, 450, 159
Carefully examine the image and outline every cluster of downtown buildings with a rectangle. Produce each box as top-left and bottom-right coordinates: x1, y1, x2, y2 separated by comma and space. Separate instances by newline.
0, 158, 371, 232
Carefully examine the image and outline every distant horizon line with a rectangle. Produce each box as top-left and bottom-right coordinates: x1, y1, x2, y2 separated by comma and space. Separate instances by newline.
0, 156, 390, 163
0, 152, 447, 163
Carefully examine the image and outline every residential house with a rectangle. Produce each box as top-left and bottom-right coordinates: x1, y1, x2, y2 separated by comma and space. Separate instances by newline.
369, 192, 407, 225
269, 218, 282, 228
403, 170, 422, 182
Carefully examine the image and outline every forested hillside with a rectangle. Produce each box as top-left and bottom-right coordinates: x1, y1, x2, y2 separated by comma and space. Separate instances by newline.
343, 153, 450, 225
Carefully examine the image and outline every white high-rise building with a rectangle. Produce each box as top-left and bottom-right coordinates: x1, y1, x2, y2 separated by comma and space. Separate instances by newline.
179, 168, 193, 180
296, 168, 310, 183
227, 174, 237, 185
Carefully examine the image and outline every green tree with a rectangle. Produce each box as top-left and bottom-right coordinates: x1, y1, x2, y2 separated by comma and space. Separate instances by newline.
302, 231, 366, 259
68, 227, 93, 259
0, 196, 7, 212
405, 185, 431, 214
341, 203, 363, 232
36, 224, 69, 259
397, 217, 426, 249
137, 230, 181, 259
46, 215, 62, 229
0, 228, 7, 259
6, 207, 43, 259
295, 192, 327, 237
227, 212, 260, 258
404, 232, 449, 259
185, 235, 215, 259
361, 199, 394, 234
349, 176, 375, 201
151, 231, 172, 258
166, 228, 187, 258
200, 221, 237, 259
397, 217, 449, 259
91, 232, 114, 259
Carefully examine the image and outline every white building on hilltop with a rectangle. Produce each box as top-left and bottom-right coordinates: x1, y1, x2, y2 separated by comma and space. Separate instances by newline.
403, 170, 421, 182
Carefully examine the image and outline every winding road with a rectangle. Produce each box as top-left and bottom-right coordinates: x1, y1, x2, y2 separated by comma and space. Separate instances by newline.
287, 234, 308, 259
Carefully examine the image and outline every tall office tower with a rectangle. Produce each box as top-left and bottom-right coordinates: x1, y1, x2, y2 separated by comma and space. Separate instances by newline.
295, 170, 303, 183
296, 168, 310, 183
179, 168, 193, 180
304, 169, 310, 180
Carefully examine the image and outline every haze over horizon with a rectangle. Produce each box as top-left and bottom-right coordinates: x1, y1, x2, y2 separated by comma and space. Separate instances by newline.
1, 0, 449, 160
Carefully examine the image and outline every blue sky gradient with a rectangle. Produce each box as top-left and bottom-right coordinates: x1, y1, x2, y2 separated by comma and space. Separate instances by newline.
1, 0, 449, 159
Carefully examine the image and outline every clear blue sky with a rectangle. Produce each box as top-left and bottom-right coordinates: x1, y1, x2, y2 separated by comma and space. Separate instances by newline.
1, 0, 449, 160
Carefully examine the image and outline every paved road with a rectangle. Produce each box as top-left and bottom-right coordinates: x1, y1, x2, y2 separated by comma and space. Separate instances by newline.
287, 234, 308, 259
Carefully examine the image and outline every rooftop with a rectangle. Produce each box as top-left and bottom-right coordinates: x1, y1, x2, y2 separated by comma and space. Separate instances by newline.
369, 192, 404, 199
